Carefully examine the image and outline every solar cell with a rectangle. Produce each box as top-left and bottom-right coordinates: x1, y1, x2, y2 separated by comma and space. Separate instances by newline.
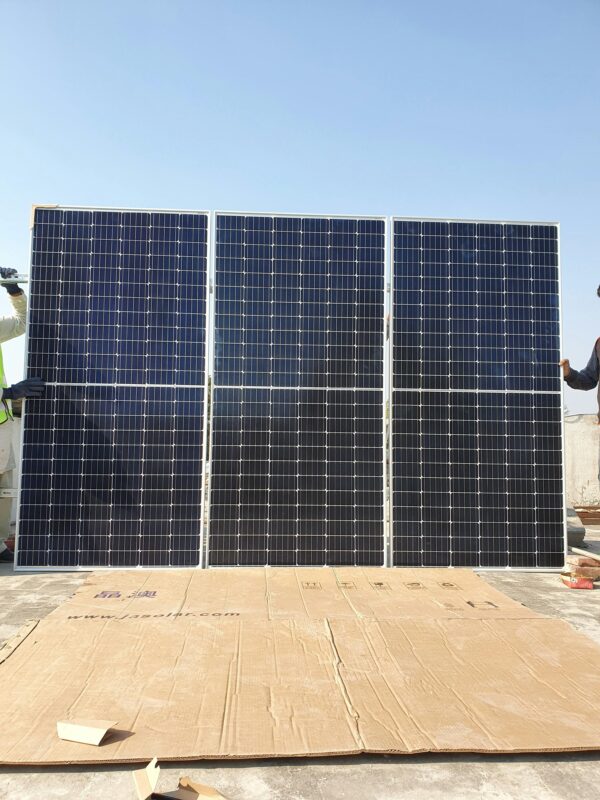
209, 214, 386, 566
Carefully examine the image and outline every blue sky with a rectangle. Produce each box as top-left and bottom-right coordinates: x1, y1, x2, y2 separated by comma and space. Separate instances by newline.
1, 0, 598, 412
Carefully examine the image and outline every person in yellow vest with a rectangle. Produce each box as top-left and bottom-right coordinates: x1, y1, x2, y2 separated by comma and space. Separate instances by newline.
0, 267, 44, 563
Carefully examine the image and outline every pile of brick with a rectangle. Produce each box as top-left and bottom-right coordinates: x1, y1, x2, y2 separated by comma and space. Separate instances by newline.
561, 549, 600, 590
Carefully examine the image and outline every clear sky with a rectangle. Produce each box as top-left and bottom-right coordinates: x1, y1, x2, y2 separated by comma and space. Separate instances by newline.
1, 0, 598, 412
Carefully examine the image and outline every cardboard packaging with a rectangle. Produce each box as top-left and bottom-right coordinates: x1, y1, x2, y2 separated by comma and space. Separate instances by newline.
1, 567, 600, 764
133, 758, 227, 800
56, 720, 117, 746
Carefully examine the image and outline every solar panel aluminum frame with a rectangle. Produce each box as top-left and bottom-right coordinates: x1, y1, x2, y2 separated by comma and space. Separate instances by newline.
384, 217, 393, 567
557, 220, 568, 570
14, 204, 212, 572
200, 209, 218, 569
388, 216, 567, 572
206, 210, 389, 567
382, 216, 392, 566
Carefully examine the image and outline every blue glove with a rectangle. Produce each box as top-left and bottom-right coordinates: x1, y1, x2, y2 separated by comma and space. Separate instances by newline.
0, 267, 22, 296
2, 378, 45, 401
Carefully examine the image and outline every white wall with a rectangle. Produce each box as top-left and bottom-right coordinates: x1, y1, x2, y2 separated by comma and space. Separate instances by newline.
564, 414, 600, 506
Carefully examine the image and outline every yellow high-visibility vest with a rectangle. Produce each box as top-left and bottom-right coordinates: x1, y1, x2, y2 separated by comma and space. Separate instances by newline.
0, 348, 12, 424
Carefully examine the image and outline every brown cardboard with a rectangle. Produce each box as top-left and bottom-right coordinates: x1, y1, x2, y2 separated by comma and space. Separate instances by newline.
133, 760, 227, 799
0, 619, 38, 665
159, 776, 228, 799
133, 757, 160, 800
38, 566, 544, 623
56, 719, 117, 746
1, 567, 600, 764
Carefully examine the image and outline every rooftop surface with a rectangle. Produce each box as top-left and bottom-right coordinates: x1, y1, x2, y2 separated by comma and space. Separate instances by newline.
1, 533, 599, 800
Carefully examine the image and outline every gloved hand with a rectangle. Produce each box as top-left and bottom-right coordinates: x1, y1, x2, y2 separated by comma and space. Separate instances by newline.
0, 267, 22, 296
2, 378, 45, 401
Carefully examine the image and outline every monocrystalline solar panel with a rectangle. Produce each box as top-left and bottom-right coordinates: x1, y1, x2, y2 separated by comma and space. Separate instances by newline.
209, 214, 386, 566
391, 219, 564, 568
16, 208, 565, 571
16, 207, 208, 568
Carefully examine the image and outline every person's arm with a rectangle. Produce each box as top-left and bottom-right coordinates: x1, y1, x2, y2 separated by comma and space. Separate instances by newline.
0, 292, 27, 344
560, 344, 600, 390
0, 267, 45, 406
0, 268, 27, 344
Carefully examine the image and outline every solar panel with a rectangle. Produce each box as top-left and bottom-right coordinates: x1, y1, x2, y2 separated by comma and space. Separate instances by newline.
16, 209, 565, 570
209, 214, 386, 566
391, 219, 565, 567
16, 207, 208, 568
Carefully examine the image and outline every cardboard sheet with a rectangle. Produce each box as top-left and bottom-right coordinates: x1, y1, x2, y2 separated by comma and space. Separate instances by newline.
1, 567, 600, 764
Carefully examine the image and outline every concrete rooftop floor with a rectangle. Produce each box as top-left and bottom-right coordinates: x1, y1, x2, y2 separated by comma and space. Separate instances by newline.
1, 536, 600, 800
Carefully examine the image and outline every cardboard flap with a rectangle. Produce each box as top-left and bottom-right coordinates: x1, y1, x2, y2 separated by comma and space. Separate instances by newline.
133, 757, 160, 800
158, 777, 227, 799
56, 719, 117, 746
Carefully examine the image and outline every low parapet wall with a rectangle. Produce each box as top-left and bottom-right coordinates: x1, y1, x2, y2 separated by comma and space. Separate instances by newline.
564, 414, 600, 506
